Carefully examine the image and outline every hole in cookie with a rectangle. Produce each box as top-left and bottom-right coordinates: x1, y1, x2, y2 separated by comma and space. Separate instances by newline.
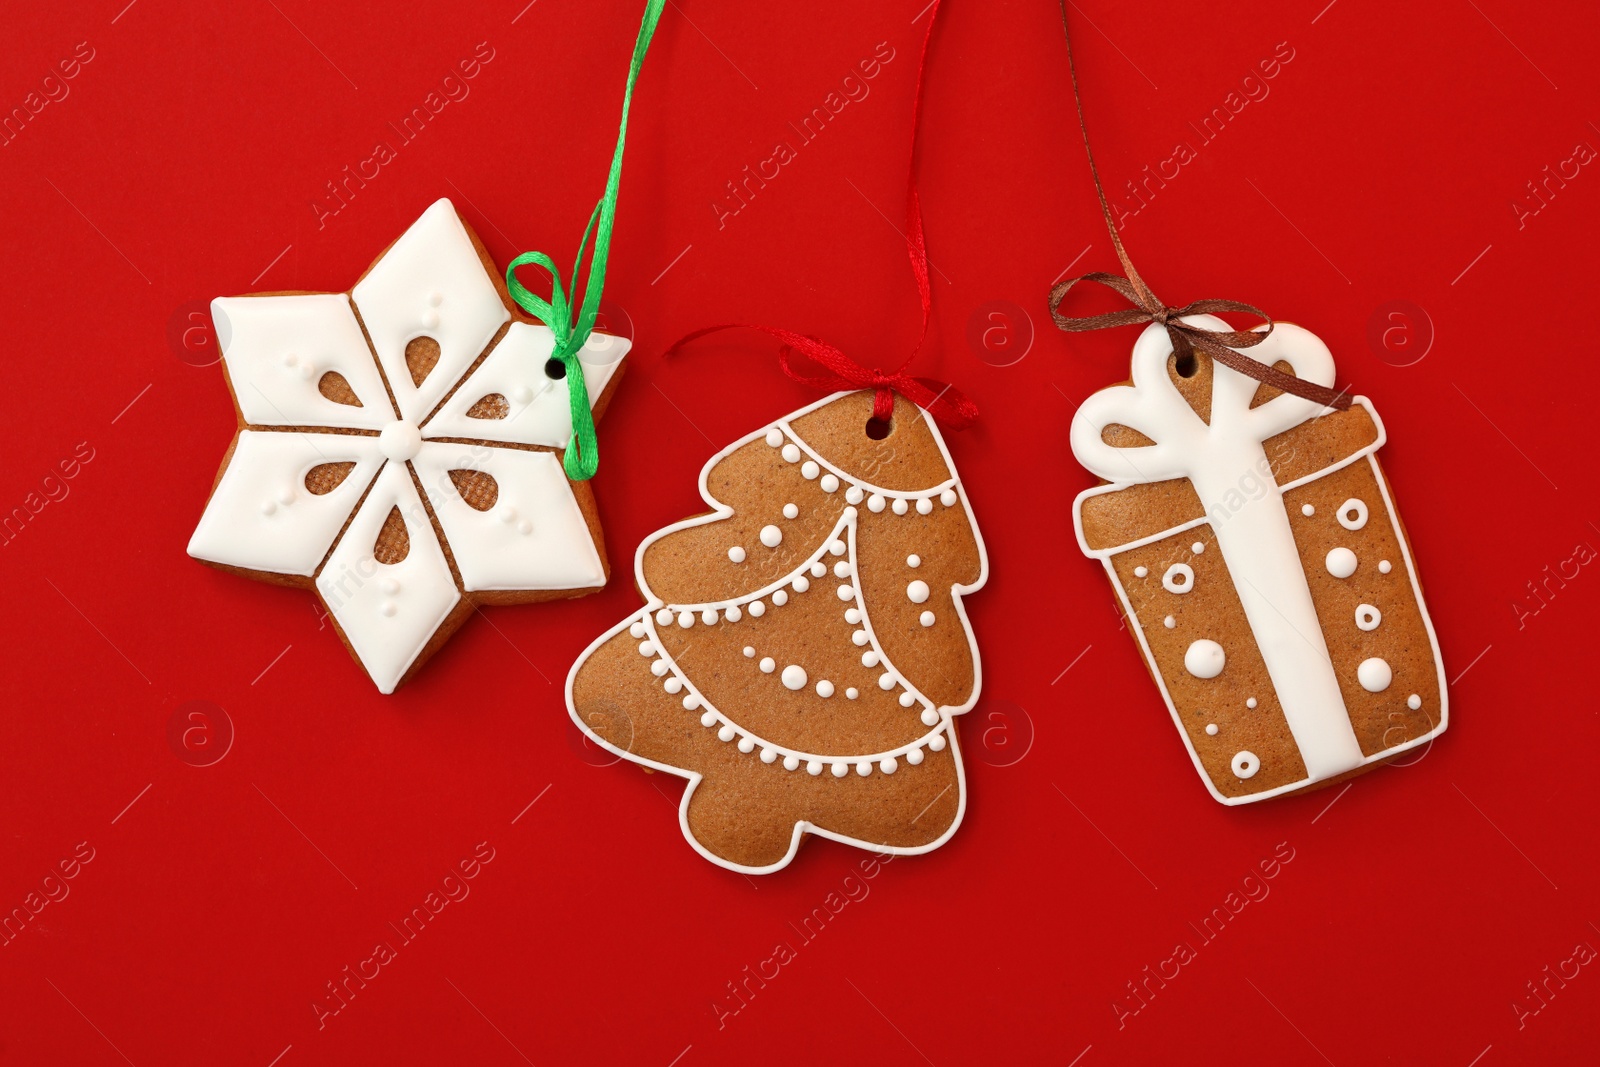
447, 469, 500, 511
405, 336, 440, 387
1174, 350, 1198, 378
304, 461, 355, 496
373, 506, 410, 565
544, 357, 567, 380
865, 416, 893, 441
317, 371, 363, 407
466, 393, 510, 420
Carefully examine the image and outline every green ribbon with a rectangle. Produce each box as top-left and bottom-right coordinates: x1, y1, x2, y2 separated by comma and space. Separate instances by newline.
505, 0, 665, 481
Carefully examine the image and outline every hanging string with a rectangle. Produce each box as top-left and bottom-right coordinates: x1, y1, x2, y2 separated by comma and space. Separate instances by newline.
668, 0, 978, 430
1047, 0, 1351, 410
505, 0, 667, 480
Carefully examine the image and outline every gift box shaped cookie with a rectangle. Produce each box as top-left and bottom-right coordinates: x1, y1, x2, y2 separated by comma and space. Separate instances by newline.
1071, 316, 1447, 803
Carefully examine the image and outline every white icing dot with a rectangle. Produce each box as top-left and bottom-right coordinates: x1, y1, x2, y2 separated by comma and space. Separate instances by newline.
496, 505, 516, 525
892, 498, 909, 515
899, 692, 916, 708
1133, 566, 1148, 578
743, 646, 755, 658
638, 641, 656, 657
1407, 694, 1422, 710
781, 444, 801, 463
717, 725, 736, 742
829, 540, 847, 555
832, 762, 849, 778
700, 710, 717, 727
427, 291, 443, 307
1337, 498, 1369, 531
728, 546, 746, 563
737, 736, 755, 753
810, 561, 827, 578
792, 575, 810, 593
807, 761, 823, 776
1231, 751, 1260, 779
284, 352, 299, 367
378, 420, 423, 462
630, 622, 646, 639
940, 489, 957, 507
765, 428, 783, 447
1379, 559, 1393, 574
511, 384, 532, 403
801, 461, 820, 480
852, 630, 869, 646
677, 611, 694, 629
868, 494, 886, 513
916, 497, 934, 515
783, 502, 799, 519
820, 474, 840, 492
781, 665, 807, 690
725, 605, 742, 622
701, 608, 718, 626
880, 757, 898, 774
1357, 657, 1393, 693
1326, 547, 1358, 579
683, 694, 700, 711
1302, 503, 1315, 516
772, 590, 788, 606
846, 688, 859, 700
665, 677, 683, 694
784, 755, 801, 771
380, 601, 397, 617
760, 525, 783, 548
656, 608, 673, 625
759, 657, 775, 673
906, 580, 931, 604
298, 363, 315, 381
906, 554, 921, 568
906, 748, 925, 765
834, 561, 852, 579
920, 708, 939, 726
760, 748, 778, 764
816, 680, 834, 698
1191, 541, 1205, 554
837, 585, 855, 602
878, 672, 897, 691
1246, 697, 1257, 709
748, 600, 766, 617
518, 519, 533, 536
1163, 615, 1175, 629
862, 651, 880, 667
928, 735, 947, 752
1184, 639, 1226, 679
1163, 564, 1194, 594
845, 486, 864, 505
844, 607, 862, 624
856, 761, 872, 777
1205, 723, 1218, 735
1355, 603, 1382, 631
277, 486, 295, 506
920, 611, 935, 627
422, 309, 440, 330
261, 500, 277, 516
651, 660, 669, 677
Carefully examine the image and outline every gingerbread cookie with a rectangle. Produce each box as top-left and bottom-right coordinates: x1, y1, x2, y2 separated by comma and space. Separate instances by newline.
188, 198, 628, 693
568, 390, 987, 873
1071, 317, 1446, 802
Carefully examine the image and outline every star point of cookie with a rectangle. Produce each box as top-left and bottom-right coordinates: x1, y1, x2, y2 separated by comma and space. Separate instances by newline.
189, 198, 628, 693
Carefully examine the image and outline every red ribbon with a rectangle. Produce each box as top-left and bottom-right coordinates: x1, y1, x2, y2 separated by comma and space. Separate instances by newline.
667, 0, 978, 431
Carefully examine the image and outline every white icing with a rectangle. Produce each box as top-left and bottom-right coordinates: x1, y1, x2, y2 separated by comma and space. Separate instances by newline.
892, 498, 909, 515
783, 502, 799, 519
1378, 559, 1393, 574
759, 657, 775, 673
1205, 723, 1218, 736
1162, 564, 1193, 594
350, 199, 510, 422
1231, 751, 1260, 779
423, 322, 629, 449
728, 546, 746, 563
782, 444, 801, 463
760, 524, 783, 548
1133, 565, 1148, 578
765, 428, 783, 447
1184, 639, 1226, 679
1301, 504, 1315, 516
801, 461, 820, 480
781, 665, 807, 690
907, 555, 921, 568
816, 680, 834, 698
315, 462, 460, 693
917, 498, 933, 514
1357, 657, 1392, 692
413, 443, 603, 592
1407, 694, 1421, 710
188, 431, 383, 576
1191, 541, 1205, 554
1355, 603, 1381, 631
906, 580, 930, 604
1336, 497, 1369, 531
1326, 547, 1358, 578
920, 611, 935, 627
1163, 615, 1175, 628
211, 294, 392, 431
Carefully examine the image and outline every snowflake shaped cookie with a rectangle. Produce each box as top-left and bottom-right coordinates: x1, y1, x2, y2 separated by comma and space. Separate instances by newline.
188, 199, 629, 693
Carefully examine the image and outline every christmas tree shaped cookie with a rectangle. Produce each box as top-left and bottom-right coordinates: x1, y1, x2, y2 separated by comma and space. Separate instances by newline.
568, 390, 987, 873
188, 199, 629, 692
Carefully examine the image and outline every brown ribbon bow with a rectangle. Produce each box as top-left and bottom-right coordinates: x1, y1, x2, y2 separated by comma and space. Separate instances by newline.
1048, 0, 1350, 411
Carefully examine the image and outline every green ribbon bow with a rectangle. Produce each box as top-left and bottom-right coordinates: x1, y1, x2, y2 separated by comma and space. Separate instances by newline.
505, 0, 665, 481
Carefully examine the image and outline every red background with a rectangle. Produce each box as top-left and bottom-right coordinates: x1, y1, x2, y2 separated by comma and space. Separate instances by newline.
2, 0, 1595, 1063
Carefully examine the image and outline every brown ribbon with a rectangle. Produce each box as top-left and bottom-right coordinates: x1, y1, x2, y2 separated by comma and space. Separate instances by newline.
1047, 1, 1351, 410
